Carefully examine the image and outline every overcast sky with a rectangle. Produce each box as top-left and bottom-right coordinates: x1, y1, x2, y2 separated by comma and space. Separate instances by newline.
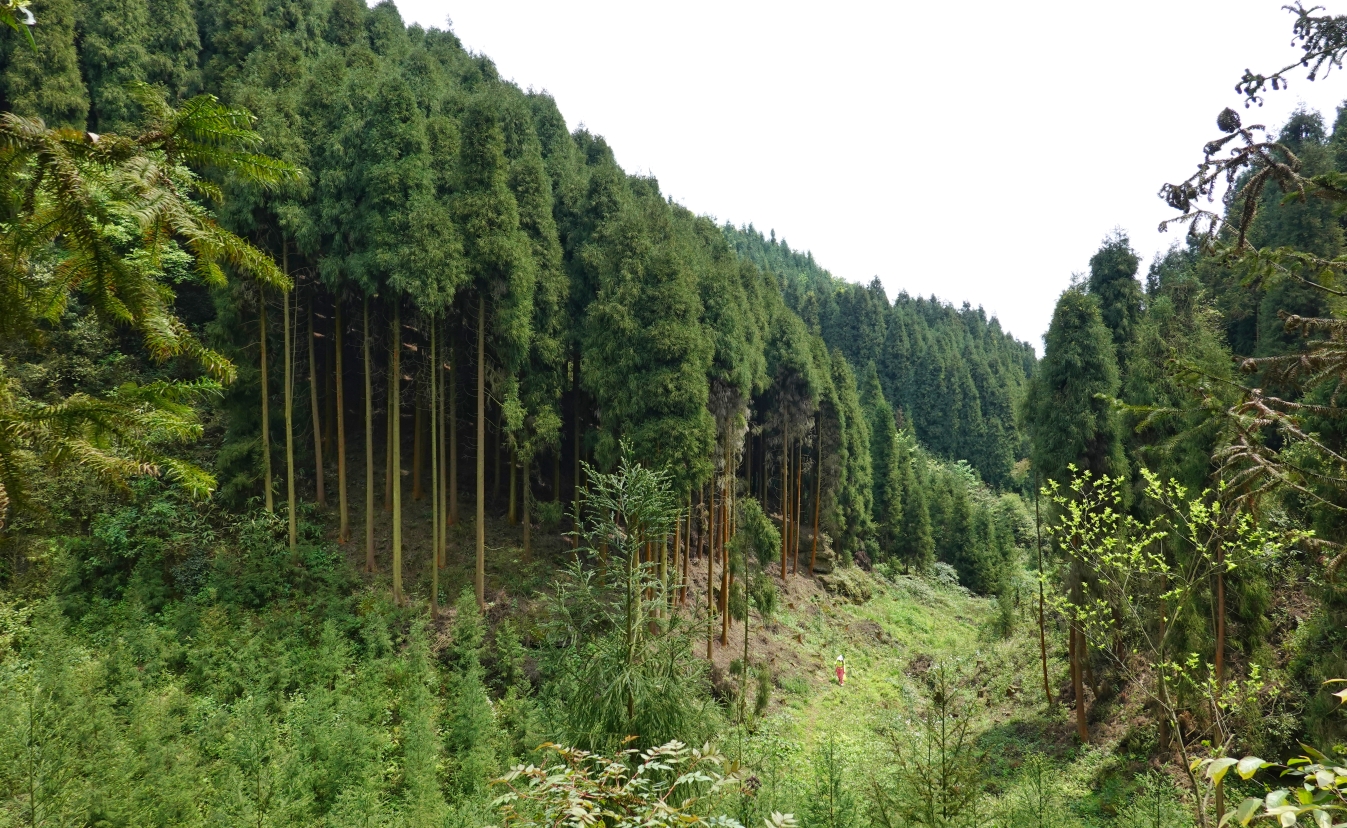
386, 1, 1347, 350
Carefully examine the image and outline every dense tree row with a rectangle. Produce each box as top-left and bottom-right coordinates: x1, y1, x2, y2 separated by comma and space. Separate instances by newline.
0, 0, 1036, 609
725, 223, 1036, 488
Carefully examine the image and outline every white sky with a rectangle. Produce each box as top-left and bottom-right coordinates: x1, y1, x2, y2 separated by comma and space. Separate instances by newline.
387, 1, 1347, 350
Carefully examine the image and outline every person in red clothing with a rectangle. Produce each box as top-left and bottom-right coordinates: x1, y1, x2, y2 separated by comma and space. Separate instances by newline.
835, 654, 846, 685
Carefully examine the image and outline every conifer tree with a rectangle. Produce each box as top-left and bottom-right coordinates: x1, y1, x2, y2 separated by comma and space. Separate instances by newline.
73, 0, 148, 133
1085, 233, 1145, 360
1025, 289, 1126, 487
2, 0, 87, 128
1024, 288, 1124, 744
454, 90, 534, 609
895, 434, 934, 573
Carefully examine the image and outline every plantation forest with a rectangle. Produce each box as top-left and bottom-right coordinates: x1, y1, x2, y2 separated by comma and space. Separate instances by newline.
3, 1, 1347, 826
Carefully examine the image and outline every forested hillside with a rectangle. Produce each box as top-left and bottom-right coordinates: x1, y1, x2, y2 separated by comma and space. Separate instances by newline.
725, 224, 1035, 487
4, 1, 1347, 827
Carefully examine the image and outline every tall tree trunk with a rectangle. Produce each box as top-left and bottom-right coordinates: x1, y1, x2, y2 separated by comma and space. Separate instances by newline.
707, 482, 715, 658
336, 301, 349, 543
475, 294, 486, 611
1071, 576, 1089, 742
259, 290, 273, 513
449, 341, 458, 525
438, 326, 448, 565
392, 307, 403, 605
1215, 554, 1226, 688
283, 249, 297, 557
720, 466, 730, 646
1033, 476, 1052, 704
659, 538, 667, 617
430, 319, 439, 619
412, 381, 424, 500
522, 455, 531, 562
745, 430, 752, 512
308, 299, 326, 507
572, 351, 582, 543
673, 501, 682, 609
780, 434, 789, 578
364, 297, 375, 573
810, 427, 821, 573
553, 451, 560, 507
786, 441, 797, 576
384, 370, 393, 513
324, 335, 335, 457
682, 494, 691, 605
1158, 558, 1172, 751
508, 446, 517, 524
492, 410, 502, 506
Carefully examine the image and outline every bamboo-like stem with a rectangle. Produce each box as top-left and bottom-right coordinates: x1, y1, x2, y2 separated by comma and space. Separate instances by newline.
810, 427, 821, 573
780, 433, 789, 577
706, 483, 715, 658
283, 247, 297, 557
259, 289, 273, 513
475, 294, 486, 610
412, 379, 423, 500
522, 455, 531, 561
1033, 474, 1052, 705
786, 441, 797, 576
336, 301, 348, 542
449, 340, 457, 525
720, 465, 730, 646
384, 362, 393, 513
308, 298, 326, 507
392, 307, 403, 605
572, 351, 581, 544
364, 297, 375, 573
438, 324, 448, 565
508, 445, 517, 523
430, 319, 439, 619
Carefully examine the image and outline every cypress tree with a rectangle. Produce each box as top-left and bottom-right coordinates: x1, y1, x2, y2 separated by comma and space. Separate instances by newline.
2, 0, 88, 128
1085, 232, 1144, 361
453, 90, 533, 610
74, 0, 149, 133
1025, 289, 1126, 488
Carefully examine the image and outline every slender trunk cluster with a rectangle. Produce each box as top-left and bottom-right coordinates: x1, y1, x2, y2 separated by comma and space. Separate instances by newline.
259, 290, 273, 514
335, 302, 348, 543
364, 297, 375, 573
810, 427, 821, 573
430, 319, 440, 619
475, 295, 486, 610
308, 299, 326, 508
283, 248, 297, 557
391, 308, 403, 605
449, 343, 458, 526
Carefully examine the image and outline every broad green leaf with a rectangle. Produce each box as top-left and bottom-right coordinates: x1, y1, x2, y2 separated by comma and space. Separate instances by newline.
1237, 756, 1266, 780
1209, 757, 1239, 785
1232, 797, 1261, 826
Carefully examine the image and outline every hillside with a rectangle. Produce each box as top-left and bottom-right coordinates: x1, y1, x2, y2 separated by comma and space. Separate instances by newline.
3, 2, 1347, 828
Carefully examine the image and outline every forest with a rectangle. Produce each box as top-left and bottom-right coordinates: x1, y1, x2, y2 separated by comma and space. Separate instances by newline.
0, 1, 1346, 826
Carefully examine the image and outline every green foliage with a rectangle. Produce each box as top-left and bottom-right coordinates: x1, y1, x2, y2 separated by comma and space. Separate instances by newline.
803, 736, 857, 828
996, 754, 1076, 828
544, 446, 714, 752
869, 664, 985, 828
735, 497, 781, 570
0, 84, 295, 518
1025, 289, 1126, 488
493, 741, 790, 828
1115, 772, 1192, 828
726, 224, 1033, 487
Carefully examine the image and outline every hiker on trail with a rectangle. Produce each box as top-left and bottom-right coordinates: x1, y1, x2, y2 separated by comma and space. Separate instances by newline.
835, 654, 846, 686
